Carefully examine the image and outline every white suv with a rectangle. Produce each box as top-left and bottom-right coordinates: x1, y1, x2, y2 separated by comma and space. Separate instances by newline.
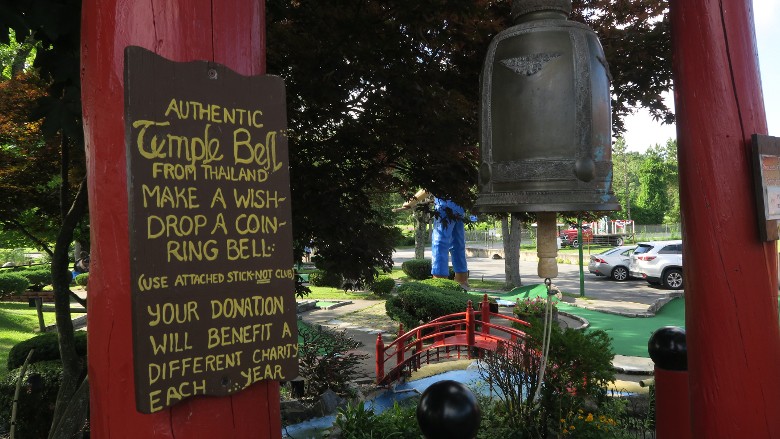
629, 240, 683, 290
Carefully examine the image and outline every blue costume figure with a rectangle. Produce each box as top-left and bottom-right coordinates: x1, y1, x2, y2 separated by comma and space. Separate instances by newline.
432, 197, 467, 281
401, 190, 469, 289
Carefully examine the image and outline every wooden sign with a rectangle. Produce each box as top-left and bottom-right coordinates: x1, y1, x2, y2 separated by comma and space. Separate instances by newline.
124, 46, 298, 414
752, 134, 780, 241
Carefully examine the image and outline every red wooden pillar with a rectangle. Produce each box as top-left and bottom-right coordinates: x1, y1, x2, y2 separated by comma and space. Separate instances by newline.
375, 334, 385, 384
670, 0, 780, 436
465, 301, 475, 356
480, 294, 490, 335
80, 1, 280, 437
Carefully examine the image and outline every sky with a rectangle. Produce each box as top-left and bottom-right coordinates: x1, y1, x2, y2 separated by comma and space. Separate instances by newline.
620, 0, 779, 152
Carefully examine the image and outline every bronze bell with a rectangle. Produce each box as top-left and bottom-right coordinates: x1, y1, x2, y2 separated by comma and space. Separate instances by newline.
474, 0, 620, 213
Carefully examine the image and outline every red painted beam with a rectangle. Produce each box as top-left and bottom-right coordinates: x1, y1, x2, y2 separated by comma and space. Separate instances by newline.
81, 1, 277, 437
670, 0, 780, 436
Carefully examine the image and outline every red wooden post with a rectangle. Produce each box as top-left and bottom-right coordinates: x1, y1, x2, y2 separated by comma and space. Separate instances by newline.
654, 369, 691, 439
397, 323, 405, 365
81, 1, 279, 437
375, 334, 385, 384
466, 301, 475, 358
481, 294, 491, 335
415, 330, 423, 368
649, 327, 691, 439
670, 0, 780, 436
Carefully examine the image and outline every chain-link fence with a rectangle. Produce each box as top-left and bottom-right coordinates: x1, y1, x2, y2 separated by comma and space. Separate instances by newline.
463, 223, 682, 248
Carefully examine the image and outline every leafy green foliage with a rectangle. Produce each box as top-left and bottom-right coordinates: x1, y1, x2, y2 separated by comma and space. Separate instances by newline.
334, 400, 421, 439
74, 272, 88, 287
385, 281, 477, 329
612, 137, 679, 224
476, 322, 616, 437
400, 258, 431, 280
633, 146, 675, 224
297, 323, 367, 398
418, 277, 462, 292
7, 331, 87, 370
0, 272, 28, 295
294, 272, 311, 299
0, 360, 71, 439
368, 275, 396, 297
17, 266, 51, 290
308, 270, 344, 288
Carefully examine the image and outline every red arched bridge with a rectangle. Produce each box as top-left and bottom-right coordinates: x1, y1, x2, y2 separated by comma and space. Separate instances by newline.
375, 294, 532, 386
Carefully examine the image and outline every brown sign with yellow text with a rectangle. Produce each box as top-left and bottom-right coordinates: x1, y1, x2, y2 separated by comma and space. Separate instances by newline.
124, 46, 297, 414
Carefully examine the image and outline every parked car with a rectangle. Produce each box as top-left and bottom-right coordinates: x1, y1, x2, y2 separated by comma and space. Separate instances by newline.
588, 245, 636, 281
629, 240, 684, 289
559, 225, 593, 247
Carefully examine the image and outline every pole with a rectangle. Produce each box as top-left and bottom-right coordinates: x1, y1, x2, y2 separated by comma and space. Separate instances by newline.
81, 1, 280, 437
670, 0, 780, 436
577, 215, 584, 297
648, 327, 691, 439
375, 334, 385, 384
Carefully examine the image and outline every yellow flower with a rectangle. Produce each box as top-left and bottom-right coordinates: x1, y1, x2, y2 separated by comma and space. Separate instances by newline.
569, 426, 575, 431
585, 413, 594, 422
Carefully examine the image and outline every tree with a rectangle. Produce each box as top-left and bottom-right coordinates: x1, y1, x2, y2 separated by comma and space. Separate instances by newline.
267, 0, 494, 281
573, 0, 674, 134
661, 139, 680, 223
500, 212, 533, 289
633, 147, 669, 224
611, 137, 643, 220
0, 2, 88, 438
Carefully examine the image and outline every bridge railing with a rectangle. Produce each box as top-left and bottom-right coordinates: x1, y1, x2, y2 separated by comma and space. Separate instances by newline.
375, 294, 532, 385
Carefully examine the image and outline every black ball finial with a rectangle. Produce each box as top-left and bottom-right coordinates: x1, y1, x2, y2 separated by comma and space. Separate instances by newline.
648, 326, 687, 371
417, 380, 481, 439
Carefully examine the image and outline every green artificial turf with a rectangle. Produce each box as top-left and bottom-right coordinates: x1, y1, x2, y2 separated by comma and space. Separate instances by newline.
480, 284, 686, 358
559, 298, 685, 358
315, 301, 339, 308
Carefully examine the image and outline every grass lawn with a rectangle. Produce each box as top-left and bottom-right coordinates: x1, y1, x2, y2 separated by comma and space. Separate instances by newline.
0, 302, 84, 377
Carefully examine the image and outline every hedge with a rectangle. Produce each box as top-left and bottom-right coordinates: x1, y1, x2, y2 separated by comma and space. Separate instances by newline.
400, 259, 431, 280
0, 273, 29, 295
0, 360, 69, 438
19, 267, 52, 290
369, 275, 396, 297
75, 272, 89, 287
7, 331, 88, 371
385, 282, 482, 330
418, 278, 462, 292
308, 270, 343, 288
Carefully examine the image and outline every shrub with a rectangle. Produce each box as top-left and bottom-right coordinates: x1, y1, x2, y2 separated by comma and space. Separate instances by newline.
400, 258, 431, 280
0, 273, 29, 295
334, 400, 421, 438
75, 272, 89, 287
0, 360, 70, 439
385, 282, 478, 330
477, 321, 616, 436
308, 270, 343, 288
368, 275, 395, 297
7, 331, 88, 370
20, 267, 52, 291
419, 278, 462, 292
297, 322, 367, 398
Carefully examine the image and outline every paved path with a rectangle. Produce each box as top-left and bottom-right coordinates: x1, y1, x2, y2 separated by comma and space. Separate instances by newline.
298, 246, 674, 383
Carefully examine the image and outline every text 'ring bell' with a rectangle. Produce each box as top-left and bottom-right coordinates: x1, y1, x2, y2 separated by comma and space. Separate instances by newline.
474, 0, 620, 213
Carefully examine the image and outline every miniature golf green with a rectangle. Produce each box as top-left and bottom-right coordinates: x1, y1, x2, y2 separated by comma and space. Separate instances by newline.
315, 301, 340, 308
485, 284, 686, 358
